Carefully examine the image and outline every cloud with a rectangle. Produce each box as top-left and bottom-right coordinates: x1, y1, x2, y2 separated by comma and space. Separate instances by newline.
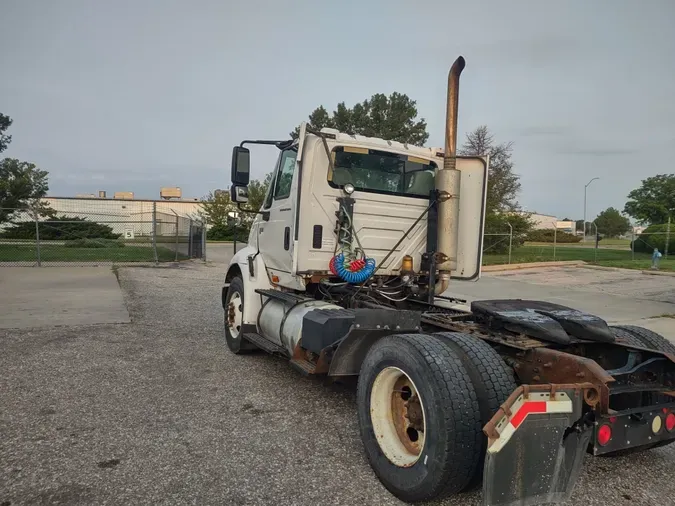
470, 35, 582, 68
560, 147, 641, 157
516, 126, 568, 138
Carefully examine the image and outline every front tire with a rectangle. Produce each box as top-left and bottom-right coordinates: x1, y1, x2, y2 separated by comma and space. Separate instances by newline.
223, 276, 255, 354
356, 333, 482, 503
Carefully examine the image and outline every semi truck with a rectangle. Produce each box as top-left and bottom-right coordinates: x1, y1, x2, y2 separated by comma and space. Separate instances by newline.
220, 56, 675, 505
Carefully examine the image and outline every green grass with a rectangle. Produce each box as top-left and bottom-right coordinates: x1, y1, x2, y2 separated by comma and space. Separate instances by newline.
0, 243, 187, 262
483, 245, 675, 272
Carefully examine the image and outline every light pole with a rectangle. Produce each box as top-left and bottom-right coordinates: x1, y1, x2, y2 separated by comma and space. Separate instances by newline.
583, 177, 599, 241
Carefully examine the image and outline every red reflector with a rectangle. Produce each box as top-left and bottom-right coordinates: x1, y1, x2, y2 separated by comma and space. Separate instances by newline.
609, 416, 617, 423
666, 413, 675, 432
597, 424, 612, 446
510, 401, 548, 429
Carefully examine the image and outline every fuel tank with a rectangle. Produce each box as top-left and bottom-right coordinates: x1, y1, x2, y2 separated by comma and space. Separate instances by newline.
258, 299, 343, 355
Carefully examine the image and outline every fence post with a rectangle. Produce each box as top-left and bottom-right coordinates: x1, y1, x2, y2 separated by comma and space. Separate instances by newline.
507, 222, 513, 264
188, 220, 193, 258
202, 223, 207, 262
34, 210, 41, 267
593, 222, 598, 263
665, 214, 671, 259
171, 210, 179, 262
152, 202, 158, 264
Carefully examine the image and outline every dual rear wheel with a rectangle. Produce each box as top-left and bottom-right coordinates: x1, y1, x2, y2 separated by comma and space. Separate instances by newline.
356, 332, 516, 502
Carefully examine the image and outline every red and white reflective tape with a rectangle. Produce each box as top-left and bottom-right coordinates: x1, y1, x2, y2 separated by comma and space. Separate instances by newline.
487, 391, 573, 454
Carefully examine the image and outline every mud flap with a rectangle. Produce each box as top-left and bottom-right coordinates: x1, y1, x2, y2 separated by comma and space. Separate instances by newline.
482, 386, 591, 506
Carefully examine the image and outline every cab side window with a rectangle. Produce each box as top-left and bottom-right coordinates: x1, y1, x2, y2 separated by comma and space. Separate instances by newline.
273, 150, 297, 200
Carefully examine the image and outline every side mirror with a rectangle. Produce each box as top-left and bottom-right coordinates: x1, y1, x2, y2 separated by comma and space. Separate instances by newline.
231, 146, 250, 185
230, 185, 249, 204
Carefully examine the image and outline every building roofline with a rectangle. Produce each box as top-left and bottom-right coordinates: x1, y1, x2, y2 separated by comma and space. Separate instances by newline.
45, 196, 201, 204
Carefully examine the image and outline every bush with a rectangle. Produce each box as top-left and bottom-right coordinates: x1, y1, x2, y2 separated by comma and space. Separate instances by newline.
64, 238, 125, 249
525, 229, 582, 243
207, 224, 250, 241
632, 224, 675, 253
1, 216, 120, 240
483, 212, 534, 254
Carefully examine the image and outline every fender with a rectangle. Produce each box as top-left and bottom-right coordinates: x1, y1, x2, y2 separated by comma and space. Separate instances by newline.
223, 245, 273, 326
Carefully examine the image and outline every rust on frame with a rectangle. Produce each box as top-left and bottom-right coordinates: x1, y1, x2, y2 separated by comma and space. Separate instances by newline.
510, 347, 614, 412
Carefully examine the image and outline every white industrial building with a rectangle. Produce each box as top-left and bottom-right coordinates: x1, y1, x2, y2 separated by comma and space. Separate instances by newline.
37, 187, 205, 239
522, 212, 575, 233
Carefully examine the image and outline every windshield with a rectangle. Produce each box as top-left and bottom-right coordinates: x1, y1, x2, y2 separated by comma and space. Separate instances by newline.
328, 147, 436, 198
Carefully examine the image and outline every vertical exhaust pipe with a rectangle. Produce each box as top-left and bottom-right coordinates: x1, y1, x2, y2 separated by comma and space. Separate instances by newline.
435, 56, 465, 293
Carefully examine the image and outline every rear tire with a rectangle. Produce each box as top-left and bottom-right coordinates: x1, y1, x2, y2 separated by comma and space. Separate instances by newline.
223, 276, 256, 354
434, 332, 517, 489
356, 333, 482, 503
612, 325, 675, 354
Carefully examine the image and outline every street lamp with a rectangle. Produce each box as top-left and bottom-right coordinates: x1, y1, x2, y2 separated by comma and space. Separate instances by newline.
583, 177, 599, 241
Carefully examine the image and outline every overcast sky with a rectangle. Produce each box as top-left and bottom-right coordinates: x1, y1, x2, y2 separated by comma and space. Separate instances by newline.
2, 0, 674, 220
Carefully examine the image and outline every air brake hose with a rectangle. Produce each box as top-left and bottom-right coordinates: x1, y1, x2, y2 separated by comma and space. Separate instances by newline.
333, 253, 376, 284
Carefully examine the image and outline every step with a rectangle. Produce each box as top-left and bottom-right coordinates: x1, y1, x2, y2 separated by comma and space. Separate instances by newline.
289, 358, 317, 376
254, 289, 312, 305
243, 333, 289, 357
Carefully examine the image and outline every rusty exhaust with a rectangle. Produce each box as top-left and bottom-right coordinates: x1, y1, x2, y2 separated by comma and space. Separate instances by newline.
435, 56, 465, 288
444, 56, 465, 170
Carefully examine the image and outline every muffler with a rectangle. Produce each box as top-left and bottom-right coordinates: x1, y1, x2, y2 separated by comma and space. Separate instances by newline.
435, 56, 464, 293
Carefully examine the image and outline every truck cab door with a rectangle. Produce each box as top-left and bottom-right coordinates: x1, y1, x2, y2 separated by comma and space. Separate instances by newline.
257, 147, 298, 282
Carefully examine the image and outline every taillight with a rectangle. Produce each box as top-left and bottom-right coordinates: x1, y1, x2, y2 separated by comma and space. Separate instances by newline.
651, 415, 663, 434
597, 424, 612, 446
666, 413, 675, 432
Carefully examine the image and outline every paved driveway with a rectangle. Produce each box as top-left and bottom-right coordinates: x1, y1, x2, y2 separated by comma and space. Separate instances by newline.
0, 267, 129, 329
446, 266, 675, 340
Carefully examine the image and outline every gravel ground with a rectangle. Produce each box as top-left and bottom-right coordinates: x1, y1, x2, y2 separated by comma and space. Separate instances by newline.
2, 262, 674, 505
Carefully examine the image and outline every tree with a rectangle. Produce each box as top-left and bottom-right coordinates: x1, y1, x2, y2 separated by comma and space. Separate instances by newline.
459, 126, 521, 214
575, 219, 585, 233
1, 216, 119, 240
201, 189, 236, 227
624, 174, 675, 225
0, 159, 50, 223
483, 212, 533, 253
247, 173, 273, 215
291, 92, 429, 146
594, 207, 631, 238
0, 113, 12, 154
633, 224, 675, 254
1, 114, 52, 223
202, 173, 273, 240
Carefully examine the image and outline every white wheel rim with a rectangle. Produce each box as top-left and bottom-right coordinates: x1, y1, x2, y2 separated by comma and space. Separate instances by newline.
370, 366, 426, 467
227, 292, 243, 338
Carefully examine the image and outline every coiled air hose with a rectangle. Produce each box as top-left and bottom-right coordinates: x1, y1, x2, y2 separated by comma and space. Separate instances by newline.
331, 253, 376, 284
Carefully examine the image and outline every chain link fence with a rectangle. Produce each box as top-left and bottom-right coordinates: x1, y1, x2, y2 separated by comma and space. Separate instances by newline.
482, 222, 673, 270
0, 201, 206, 267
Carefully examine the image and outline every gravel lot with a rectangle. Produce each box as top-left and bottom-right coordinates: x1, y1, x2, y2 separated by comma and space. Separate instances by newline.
2, 262, 675, 505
